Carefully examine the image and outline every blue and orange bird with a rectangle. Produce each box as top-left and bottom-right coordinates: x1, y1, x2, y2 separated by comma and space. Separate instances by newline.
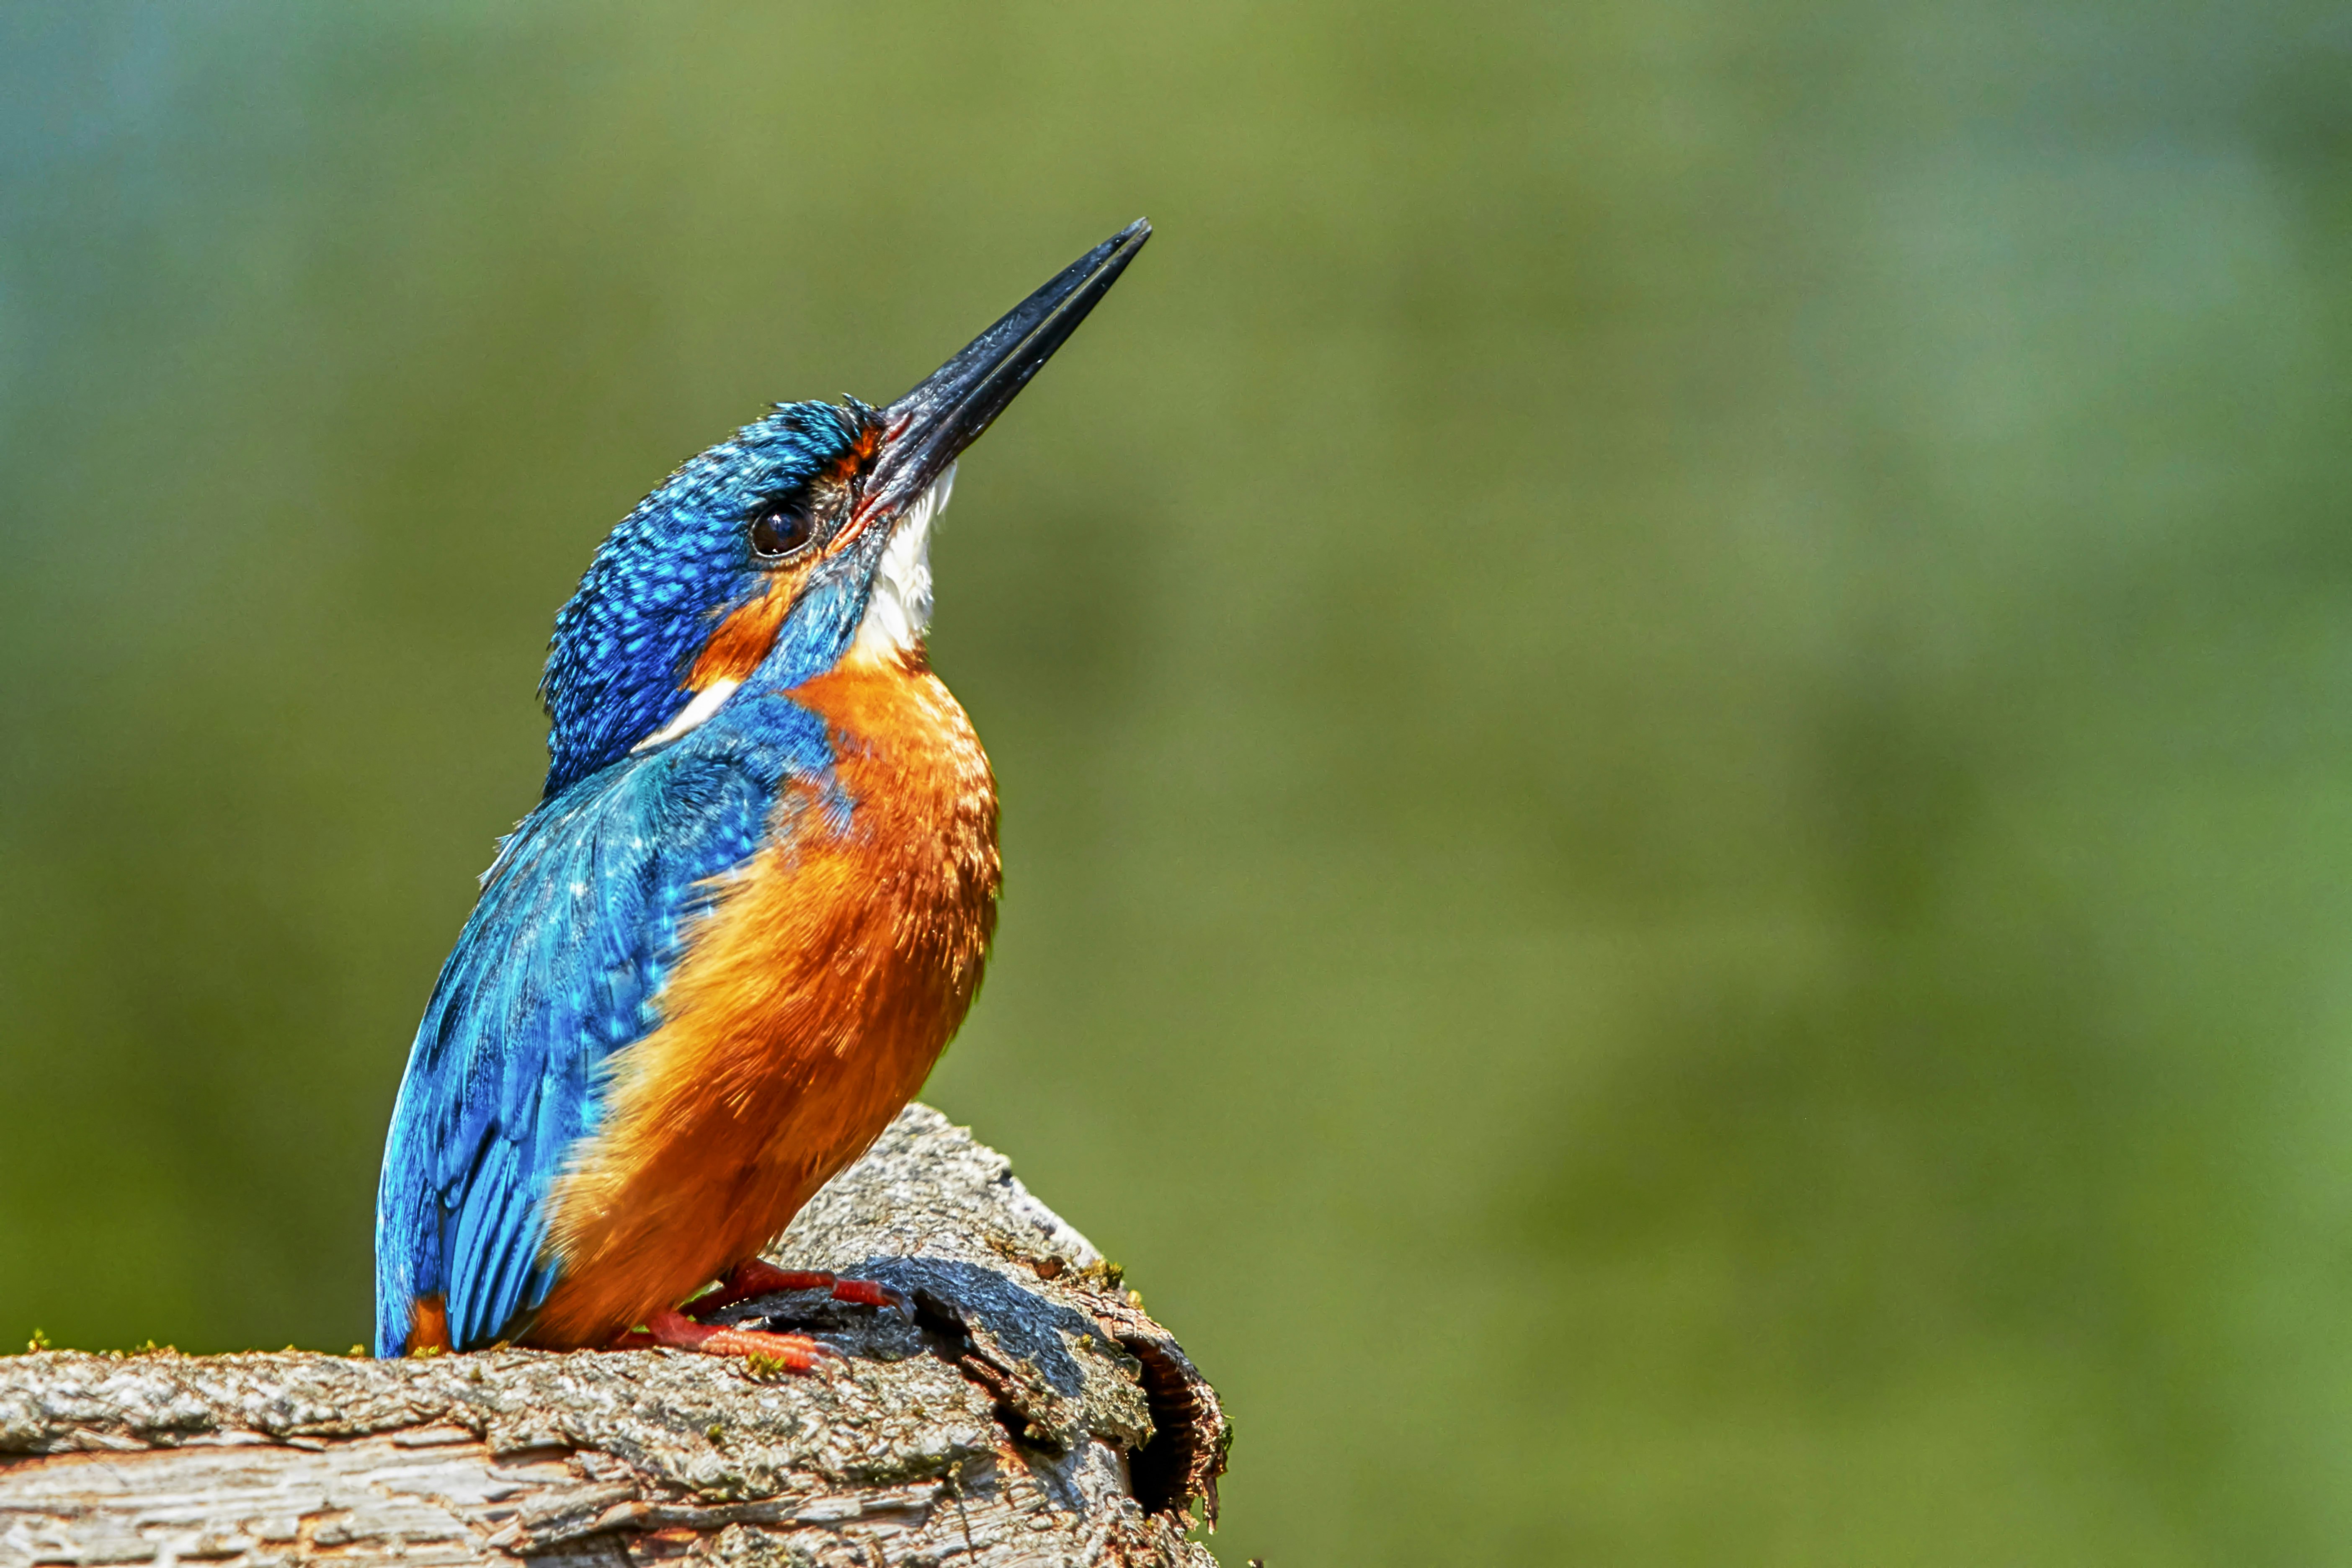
374, 222, 1152, 1366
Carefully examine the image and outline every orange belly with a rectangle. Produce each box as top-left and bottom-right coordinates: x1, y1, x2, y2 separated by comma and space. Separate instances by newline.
527, 652, 998, 1348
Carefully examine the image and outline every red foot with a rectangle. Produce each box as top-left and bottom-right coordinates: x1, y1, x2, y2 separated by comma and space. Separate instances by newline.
614, 1308, 839, 1372
686, 1259, 911, 1320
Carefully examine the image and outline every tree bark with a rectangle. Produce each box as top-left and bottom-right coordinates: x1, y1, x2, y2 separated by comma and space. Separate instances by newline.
0, 1107, 1228, 1568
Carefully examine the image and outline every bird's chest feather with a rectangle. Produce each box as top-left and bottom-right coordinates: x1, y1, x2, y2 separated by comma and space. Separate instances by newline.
532, 655, 998, 1342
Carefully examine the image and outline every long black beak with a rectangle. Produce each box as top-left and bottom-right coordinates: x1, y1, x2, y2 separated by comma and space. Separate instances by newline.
859, 218, 1152, 524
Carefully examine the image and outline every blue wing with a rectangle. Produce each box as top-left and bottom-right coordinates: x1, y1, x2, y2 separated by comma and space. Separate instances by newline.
372, 732, 807, 1357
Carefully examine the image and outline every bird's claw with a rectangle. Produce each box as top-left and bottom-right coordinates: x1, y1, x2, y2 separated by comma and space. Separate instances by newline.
823, 1277, 915, 1318
687, 1261, 912, 1323
625, 1308, 840, 1374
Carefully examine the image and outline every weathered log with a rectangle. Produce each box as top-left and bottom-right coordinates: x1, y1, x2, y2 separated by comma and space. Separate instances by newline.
0, 1106, 1228, 1568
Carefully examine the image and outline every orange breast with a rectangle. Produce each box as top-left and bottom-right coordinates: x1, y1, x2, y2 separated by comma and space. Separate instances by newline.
529, 651, 999, 1347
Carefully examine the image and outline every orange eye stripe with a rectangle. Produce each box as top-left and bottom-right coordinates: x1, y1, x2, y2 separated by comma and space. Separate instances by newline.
825, 428, 877, 485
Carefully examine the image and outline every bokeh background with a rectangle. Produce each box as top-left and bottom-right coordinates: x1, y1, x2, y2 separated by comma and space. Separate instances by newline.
5, 3, 2352, 1562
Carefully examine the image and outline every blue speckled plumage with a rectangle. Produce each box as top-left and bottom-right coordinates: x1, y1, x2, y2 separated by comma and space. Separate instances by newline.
540, 402, 865, 796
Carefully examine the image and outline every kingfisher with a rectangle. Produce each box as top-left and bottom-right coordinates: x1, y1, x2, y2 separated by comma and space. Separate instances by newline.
374, 221, 1151, 1367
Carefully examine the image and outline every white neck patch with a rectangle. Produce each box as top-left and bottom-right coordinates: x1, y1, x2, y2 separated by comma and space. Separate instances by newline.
632, 676, 741, 753
849, 464, 954, 664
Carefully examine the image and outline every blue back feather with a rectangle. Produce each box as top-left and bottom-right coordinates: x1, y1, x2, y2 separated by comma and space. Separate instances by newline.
372, 707, 835, 1355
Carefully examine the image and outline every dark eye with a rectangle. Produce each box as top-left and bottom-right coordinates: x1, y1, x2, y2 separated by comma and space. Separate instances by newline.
749, 496, 817, 561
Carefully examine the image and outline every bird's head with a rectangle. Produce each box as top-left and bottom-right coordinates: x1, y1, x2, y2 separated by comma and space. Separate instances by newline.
537, 220, 1150, 796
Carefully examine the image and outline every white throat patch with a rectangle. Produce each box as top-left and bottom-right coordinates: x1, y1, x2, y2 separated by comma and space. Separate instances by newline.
849, 464, 953, 663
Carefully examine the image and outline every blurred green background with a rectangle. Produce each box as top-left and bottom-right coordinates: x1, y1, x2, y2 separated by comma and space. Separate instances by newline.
5, 2, 2352, 1562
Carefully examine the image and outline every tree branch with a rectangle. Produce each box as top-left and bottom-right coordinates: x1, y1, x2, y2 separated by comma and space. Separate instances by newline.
0, 1106, 1228, 1568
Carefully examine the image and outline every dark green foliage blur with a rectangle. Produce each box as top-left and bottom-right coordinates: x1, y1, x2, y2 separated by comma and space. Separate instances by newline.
5, 2, 2351, 1561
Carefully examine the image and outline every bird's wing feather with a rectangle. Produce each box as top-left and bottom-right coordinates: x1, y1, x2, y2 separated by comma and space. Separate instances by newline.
372, 738, 794, 1356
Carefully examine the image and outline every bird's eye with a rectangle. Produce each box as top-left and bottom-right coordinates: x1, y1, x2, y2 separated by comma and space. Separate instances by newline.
749, 497, 817, 561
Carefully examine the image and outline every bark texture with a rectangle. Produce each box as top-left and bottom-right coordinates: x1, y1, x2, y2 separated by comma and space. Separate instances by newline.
0, 1107, 1228, 1568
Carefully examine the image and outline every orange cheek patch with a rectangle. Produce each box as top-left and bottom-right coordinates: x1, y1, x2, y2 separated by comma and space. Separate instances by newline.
686, 571, 805, 690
